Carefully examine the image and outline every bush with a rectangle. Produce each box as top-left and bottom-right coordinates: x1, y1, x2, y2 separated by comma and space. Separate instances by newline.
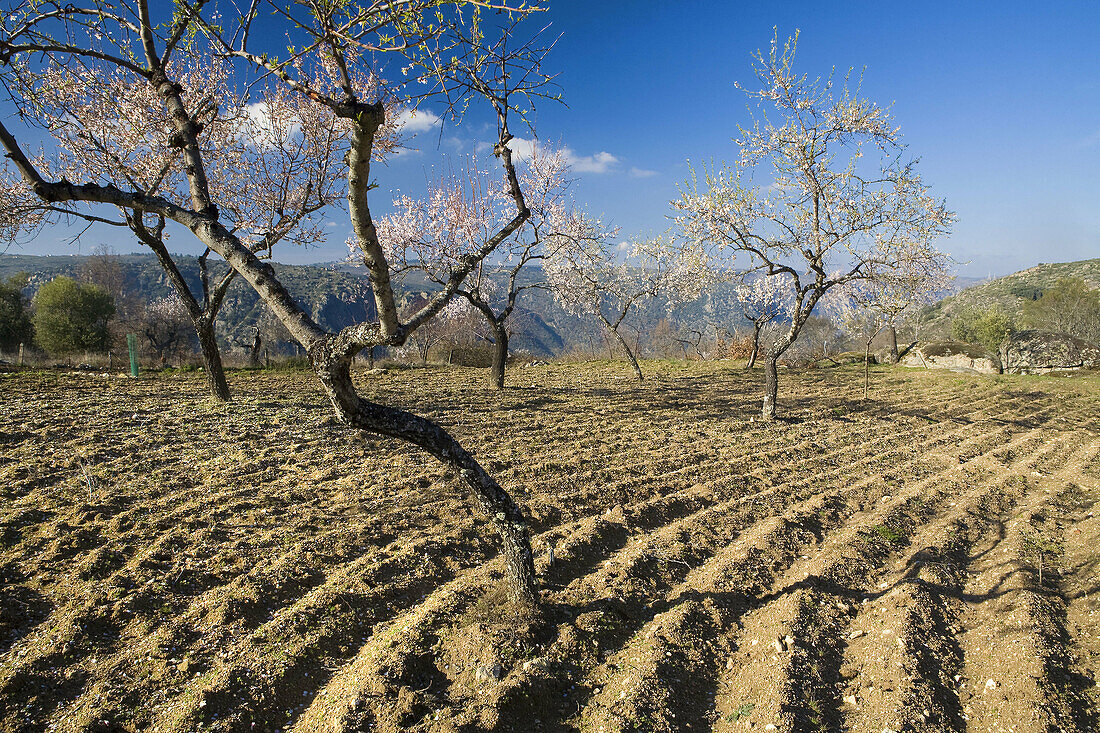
32, 276, 115, 355
448, 343, 495, 367
264, 355, 312, 371
1021, 277, 1100, 344
950, 306, 1015, 352
0, 273, 33, 351
1009, 283, 1044, 301
721, 332, 757, 360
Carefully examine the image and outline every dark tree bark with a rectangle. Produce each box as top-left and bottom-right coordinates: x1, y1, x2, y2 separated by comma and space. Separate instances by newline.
195, 317, 231, 402
747, 322, 762, 369
762, 351, 779, 419
754, 288, 826, 420
248, 328, 263, 367
312, 351, 537, 606
489, 322, 508, 390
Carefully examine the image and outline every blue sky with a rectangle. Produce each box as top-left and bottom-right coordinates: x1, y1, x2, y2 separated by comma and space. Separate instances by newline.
11, 1, 1100, 278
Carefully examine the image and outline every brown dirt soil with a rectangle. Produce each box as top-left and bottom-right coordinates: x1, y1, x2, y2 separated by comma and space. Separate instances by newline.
1, 361, 1099, 732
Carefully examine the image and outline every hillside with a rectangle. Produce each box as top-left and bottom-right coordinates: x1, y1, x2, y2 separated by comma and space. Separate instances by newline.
921, 258, 1100, 336
1, 253, 625, 357
1, 252, 760, 359
0, 253, 376, 354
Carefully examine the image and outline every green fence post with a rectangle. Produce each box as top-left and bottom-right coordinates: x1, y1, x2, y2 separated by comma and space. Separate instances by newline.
127, 333, 139, 377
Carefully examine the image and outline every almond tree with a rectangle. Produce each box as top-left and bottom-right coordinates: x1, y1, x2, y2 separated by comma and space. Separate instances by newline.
0, 1, 555, 605
547, 235, 710, 381
674, 32, 954, 419
1, 47, 359, 400
397, 294, 474, 364
140, 294, 193, 366
828, 253, 953, 397
734, 272, 792, 369
378, 147, 586, 388
0, 168, 45, 250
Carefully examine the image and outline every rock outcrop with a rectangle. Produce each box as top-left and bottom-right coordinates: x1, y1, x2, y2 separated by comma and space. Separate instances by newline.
1001, 330, 1100, 374
899, 341, 1002, 374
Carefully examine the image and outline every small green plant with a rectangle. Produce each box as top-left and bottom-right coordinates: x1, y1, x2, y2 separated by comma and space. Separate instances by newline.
1021, 528, 1062, 586
870, 524, 905, 544
726, 702, 755, 721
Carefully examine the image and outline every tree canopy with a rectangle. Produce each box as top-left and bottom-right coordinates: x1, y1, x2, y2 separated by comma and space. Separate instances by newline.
32, 276, 115, 355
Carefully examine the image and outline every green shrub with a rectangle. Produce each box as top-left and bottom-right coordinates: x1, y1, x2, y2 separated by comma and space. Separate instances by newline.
1021, 277, 1100, 343
32, 276, 115, 355
950, 306, 1015, 352
0, 273, 33, 351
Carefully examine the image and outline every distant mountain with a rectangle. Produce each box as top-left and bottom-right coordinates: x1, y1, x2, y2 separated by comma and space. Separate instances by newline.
921, 258, 1100, 336
0, 253, 618, 357
16, 251, 1022, 357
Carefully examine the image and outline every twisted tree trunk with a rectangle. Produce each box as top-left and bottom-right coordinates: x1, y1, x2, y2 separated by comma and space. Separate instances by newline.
312, 350, 538, 606
747, 322, 762, 369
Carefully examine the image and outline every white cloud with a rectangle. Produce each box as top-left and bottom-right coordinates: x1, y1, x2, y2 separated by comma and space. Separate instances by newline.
395, 108, 442, 134
569, 150, 618, 174
504, 136, 619, 174
243, 101, 301, 149
506, 136, 540, 160
629, 167, 658, 178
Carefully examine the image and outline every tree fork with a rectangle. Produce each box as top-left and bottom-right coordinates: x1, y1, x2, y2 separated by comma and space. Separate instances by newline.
311, 349, 538, 606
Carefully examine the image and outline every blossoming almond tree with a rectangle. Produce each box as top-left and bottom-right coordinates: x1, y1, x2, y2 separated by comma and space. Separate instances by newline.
378, 147, 588, 388
734, 272, 792, 369
547, 235, 711, 381
0, 168, 45, 250
674, 32, 954, 419
0, 1, 555, 605
827, 251, 954, 397
1, 46, 362, 400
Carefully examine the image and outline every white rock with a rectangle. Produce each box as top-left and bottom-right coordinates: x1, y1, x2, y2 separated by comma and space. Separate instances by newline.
522, 657, 551, 673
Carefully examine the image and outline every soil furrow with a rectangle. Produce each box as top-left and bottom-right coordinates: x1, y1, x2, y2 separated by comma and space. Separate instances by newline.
957, 434, 1100, 733
705, 426, 1063, 733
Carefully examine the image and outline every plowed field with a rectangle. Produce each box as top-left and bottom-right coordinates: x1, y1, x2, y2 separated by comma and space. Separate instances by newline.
2, 361, 1100, 732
